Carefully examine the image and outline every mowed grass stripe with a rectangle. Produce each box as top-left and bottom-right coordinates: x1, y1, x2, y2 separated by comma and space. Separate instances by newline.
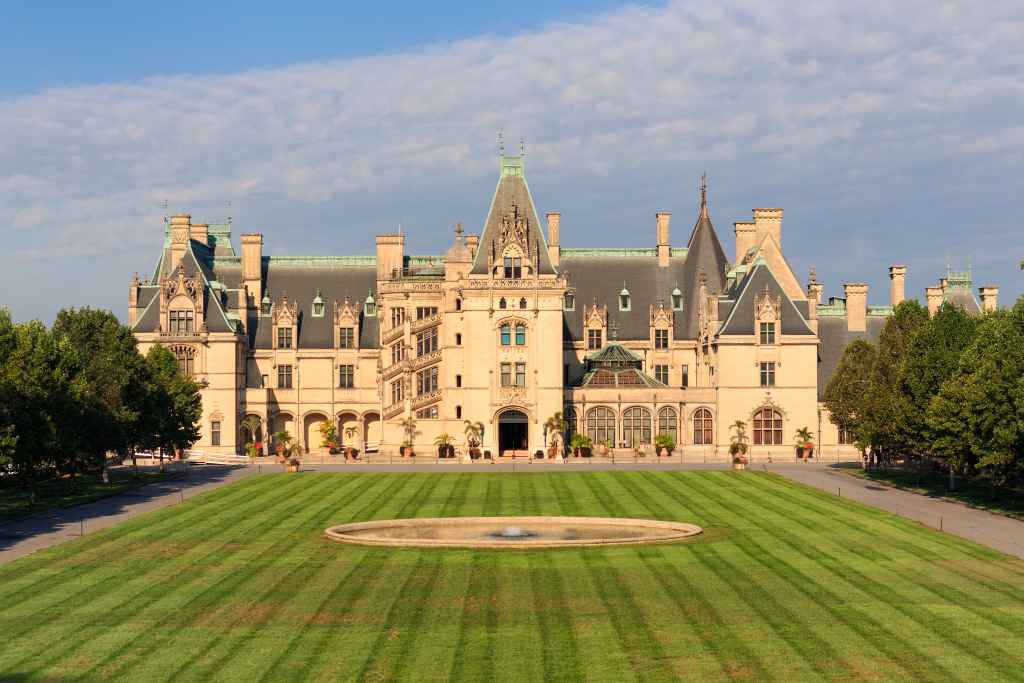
152, 473, 390, 681
678, 472, 995, 680
0, 472, 327, 673
448, 550, 499, 681
79, 472, 354, 681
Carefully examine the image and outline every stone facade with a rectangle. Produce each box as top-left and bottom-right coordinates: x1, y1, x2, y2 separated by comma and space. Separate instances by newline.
129, 154, 999, 459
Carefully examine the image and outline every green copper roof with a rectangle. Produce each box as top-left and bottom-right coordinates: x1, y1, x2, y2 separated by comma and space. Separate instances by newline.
561, 247, 684, 258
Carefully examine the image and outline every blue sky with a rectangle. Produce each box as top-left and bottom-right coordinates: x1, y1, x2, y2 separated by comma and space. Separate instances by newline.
1, 0, 1022, 322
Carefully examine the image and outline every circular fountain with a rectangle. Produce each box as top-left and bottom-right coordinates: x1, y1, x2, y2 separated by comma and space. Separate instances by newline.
324, 516, 702, 549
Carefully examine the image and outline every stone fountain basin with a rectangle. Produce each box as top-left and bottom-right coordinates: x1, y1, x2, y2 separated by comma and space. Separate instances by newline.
324, 516, 703, 549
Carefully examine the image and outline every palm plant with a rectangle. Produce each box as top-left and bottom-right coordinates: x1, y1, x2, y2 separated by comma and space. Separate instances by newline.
544, 412, 567, 446
729, 420, 749, 458
399, 416, 419, 455
794, 427, 814, 447
241, 415, 262, 444
273, 429, 293, 457
463, 420, 485, 448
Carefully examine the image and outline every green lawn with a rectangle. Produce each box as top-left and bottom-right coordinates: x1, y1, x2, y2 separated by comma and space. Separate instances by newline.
2, 471, 1023, 682
0, 470, 183, 522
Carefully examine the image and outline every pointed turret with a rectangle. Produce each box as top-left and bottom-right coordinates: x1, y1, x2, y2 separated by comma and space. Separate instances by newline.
679, 175, 729, 338
470, 154, 556, 276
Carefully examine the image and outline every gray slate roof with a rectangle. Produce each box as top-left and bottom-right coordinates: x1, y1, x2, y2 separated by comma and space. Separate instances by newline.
679, 201, 730, 339
816, 315, 887, 400
470, 156, 556, 276
717, 261, 814, 336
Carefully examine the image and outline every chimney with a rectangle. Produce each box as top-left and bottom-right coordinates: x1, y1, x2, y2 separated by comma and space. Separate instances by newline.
169, 214, 191, 270
888, 265, 907, 307
376, 233, 405, 281
979, 286, 999, 313
191, 223, 209, 246
128, 273, 140, 326
734, 221, 756, 264
753, 208, 783, 247
806, 268, 823, 320
844, 282, 868, 332
656, 212, 671, 267
465, 234, 479, 260
925, 286, 943, 316
546, 212, 561, 267
240, 233, 263, 307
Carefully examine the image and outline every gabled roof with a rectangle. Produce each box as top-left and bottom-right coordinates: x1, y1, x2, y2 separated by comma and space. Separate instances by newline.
678, 183, 730, 339
716, 260, 815, 337
573, 341, 665, 388
470, 155, 556, 276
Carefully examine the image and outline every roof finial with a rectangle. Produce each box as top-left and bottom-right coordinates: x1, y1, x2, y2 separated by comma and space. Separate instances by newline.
498, 129, 505, 155
700, 173, 708, 213
455, 222, 463, 237
519, 138, 525, 156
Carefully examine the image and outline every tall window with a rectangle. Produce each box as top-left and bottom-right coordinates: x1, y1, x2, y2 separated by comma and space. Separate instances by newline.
416, 366, 438, 395
416, 306, 438, 320
455, 333, 462, 345
681, 364, 689, 388
391, 307, 406, 327
564, 407, 578, 442
564, 292, 575, 310
391, 342, 405, 365
455, 374, 462, 387
339, 327, 355, 349
456, 405, 462, 419
500, 362, 512, 387
654, 364, 669, 385
172, 346, 195, 376
657, 407, 678, 444
692, 408, 713, 445
500, 323, 511, 346
416, 327, 438, 356
838, 427, 855, 445
515, 362, 526, 387
655, 329, 669, 349
515, 324, 526, 345
277, 327, 293, 349
211, 421, 221, 446
169, 309, 194, 334
391, 379, 403, 404
759, 362, 776, 387
277, 364, 293, 389
622, 407, 652, 448
519, 298, 527, 310
587, 328, 602, 350
586, 407, 616, 446
338, 364, 354, 388
503, 257, 522, 279
759, 322, 776, 344
455, 298, 462, 311
753, 408, 783, 445
499, 298, 507, 310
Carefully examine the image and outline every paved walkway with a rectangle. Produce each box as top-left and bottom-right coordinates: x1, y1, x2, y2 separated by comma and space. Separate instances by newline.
0, 464, 256, 565
3, 461, 1022, 564
765, 463, 1024, 559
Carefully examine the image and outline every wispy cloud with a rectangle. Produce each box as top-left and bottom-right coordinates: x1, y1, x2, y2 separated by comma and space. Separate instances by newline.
1, 0, 1023, 320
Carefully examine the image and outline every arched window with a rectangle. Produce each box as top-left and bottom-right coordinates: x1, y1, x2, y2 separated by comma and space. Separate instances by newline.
171, 345, 196, 376
499, 298, 507, 310
519, 297, 527, 310
671, 286, 683, 311
586, 407, 616, 446
753, 407, 783, 445
456, 405, 462, 419
515, 324, 526, 345
500, 323, 511, 345
657, 407, 678, 443
692, 408, 713, 445
619, 284, 631, 311
455, 298, 462, 311
622, 407, 652, 448
455, 333, 462, 346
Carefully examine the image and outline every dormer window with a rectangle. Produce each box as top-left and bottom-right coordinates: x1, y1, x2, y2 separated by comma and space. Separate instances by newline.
619, 285, 631, 312
519, 297, 527, 310
364, 291, 376, 317
277, 327, 293, 349
261, 294, 272, 316
503, 257, 522, 279
311, 290, 325, 318
564, 292, 575, 311
671, 286, 683, 311
169, 309, 194, 334
499, 298, 507, 310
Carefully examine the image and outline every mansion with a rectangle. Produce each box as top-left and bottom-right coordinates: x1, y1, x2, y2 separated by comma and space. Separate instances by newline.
128, 154, 1000, 458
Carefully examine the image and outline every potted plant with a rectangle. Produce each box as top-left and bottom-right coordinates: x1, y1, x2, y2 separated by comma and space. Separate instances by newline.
794, 427, 814, 461
241, 415, 262, 461
570, 433, 592, 458
399, 416, 419, 457
434, 433, 455, 459
274, 430, 293, 463
319, 421, 340, 456
655, 434, 675, 458
544, 412, 567, 460
595, 439, 610, 457
344, 426, 359, 460
463, 420, 485, 460
729, 420, 749, 470
287, 456, 301, 473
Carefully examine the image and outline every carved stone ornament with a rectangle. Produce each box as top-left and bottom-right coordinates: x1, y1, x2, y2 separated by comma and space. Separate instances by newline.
584, 302, 608, 330
650, 302, 673, 328
754, 287, 781, 323
272, 293, 298, 326
161, 264, 201, 306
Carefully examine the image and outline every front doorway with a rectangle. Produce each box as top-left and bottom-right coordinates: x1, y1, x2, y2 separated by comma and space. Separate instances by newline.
498, 410, 529, 457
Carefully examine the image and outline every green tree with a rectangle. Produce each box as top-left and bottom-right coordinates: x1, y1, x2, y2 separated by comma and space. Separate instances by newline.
823, 338, 876, 451
52, 308, 145, 482
142, 345, 202, 465
898, 302, 979, 459
862, 300, 929, 463
927, 309, 1024, 486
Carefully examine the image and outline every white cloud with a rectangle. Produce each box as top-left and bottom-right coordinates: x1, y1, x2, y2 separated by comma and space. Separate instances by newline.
1, 0, 1023, 320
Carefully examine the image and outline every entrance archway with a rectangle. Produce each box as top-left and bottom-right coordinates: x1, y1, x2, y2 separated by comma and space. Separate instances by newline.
498, 409, 529, 456
303, 413, 328, 453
